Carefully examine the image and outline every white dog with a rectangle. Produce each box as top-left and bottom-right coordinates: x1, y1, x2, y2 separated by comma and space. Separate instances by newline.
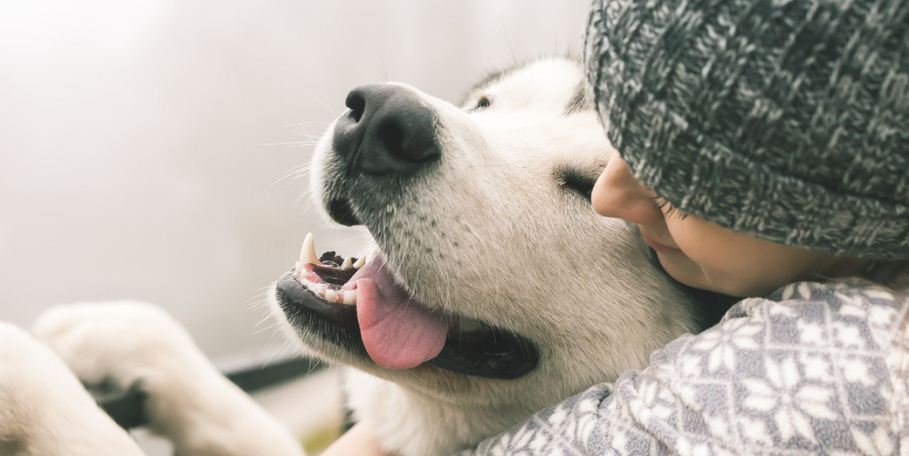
0, 57, 713, 456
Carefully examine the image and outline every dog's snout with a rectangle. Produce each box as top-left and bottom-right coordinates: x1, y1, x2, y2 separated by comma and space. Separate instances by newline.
333, 84, 440, 176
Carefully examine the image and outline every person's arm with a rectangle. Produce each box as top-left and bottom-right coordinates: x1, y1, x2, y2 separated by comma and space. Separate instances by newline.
464, 280, 908, 455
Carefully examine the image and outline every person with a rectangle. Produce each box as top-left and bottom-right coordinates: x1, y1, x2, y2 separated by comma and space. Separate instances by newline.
462, 0, 909, 453
326, 0, 909, 453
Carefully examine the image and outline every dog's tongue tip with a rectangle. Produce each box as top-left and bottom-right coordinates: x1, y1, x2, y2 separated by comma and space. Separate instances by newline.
355, 263, 447, 370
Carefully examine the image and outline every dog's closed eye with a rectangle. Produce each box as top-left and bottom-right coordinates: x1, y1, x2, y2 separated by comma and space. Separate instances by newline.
554, 169, 596, 202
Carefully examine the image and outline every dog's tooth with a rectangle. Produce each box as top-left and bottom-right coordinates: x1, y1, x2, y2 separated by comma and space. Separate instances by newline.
299, 232, 319, 265
341, 256, 353, 270
342, 289, 357, 305
325, 289, 338, 302
353, 256, 366, 269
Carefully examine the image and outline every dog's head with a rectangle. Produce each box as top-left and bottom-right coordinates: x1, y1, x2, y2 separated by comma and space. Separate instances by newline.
271, 58, 697, 412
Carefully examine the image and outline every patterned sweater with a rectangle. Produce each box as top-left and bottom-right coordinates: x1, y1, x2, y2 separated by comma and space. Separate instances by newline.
464, 279, 909, 455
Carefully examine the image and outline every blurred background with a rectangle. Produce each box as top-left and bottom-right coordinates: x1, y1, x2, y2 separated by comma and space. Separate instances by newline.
1, 0, 588, 452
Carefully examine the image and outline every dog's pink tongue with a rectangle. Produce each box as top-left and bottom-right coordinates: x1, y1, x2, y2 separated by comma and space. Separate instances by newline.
351, 257, 447, 369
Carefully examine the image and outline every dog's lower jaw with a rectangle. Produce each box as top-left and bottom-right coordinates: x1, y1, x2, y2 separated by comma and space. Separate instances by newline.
345, 369, 541, 456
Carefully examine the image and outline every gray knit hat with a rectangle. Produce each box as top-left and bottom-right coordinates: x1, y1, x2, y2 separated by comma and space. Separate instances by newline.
584, 0, 909, 259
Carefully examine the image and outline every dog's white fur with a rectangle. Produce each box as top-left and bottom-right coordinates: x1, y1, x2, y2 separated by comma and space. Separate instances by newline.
1, 303, 303, 456
0, 58, 699, 455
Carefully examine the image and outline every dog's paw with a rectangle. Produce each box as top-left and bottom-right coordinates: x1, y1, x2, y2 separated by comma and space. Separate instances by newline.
0, 321, 148, 455
32, 301, 204, 391
0, 321, 63, 390
0, 322, 84, 438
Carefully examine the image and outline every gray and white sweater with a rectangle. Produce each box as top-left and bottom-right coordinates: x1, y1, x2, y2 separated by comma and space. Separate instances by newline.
464, 279, 909, 455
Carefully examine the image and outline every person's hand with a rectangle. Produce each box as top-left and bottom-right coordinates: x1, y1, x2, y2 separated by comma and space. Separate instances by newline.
321, 423, 395, 456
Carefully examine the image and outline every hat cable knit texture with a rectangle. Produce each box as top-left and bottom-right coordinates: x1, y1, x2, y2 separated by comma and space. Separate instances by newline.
584, 0, 909, 259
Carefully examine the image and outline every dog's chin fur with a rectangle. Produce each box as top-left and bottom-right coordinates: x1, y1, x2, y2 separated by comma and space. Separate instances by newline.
271, 57, 701, 455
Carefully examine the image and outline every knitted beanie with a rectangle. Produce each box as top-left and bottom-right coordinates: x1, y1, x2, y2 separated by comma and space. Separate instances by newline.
584, 0, 909, 259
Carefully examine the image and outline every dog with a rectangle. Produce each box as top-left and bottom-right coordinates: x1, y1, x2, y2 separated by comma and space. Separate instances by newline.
0, 57, 709, 456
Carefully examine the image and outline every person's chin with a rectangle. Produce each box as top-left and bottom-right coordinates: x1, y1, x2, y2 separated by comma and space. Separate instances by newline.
660, 255, 765, 298
655, 251, 712, 292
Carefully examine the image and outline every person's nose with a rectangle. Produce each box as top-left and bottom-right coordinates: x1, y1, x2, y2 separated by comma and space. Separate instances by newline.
591, 151, 663, 224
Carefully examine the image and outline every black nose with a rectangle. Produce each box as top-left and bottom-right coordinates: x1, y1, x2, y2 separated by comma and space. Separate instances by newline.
332, 84, 440, 176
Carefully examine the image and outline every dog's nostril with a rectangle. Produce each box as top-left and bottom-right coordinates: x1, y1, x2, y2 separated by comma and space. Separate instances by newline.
345, 91, 366, 122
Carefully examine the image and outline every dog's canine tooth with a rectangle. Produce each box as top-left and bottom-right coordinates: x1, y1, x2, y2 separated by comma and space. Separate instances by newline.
299, 232, 320, 265
353, 256, 366, 269
342, 289, 357, 305
341, 256, 354, 270
325, 289, 338, 302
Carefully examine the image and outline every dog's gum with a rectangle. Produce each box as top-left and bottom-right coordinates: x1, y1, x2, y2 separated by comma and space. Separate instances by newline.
298, 271, 359, 305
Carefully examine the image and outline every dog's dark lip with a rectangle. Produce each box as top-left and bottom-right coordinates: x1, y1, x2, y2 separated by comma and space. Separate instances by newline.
327, 198, 361, 227
275, 269, 539, 380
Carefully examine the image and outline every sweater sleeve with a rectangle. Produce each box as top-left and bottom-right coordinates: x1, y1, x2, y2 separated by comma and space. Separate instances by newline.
462, 280, 909, 455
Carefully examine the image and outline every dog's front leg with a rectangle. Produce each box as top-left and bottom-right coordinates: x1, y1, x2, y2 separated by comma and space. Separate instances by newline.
0, 321, 145, 456
33, 302, 306, 456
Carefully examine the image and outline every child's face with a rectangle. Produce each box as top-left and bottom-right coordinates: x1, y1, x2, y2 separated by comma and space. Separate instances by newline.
592, 151, 849, 297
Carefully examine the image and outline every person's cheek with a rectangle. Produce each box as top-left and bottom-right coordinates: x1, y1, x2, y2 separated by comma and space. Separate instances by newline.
670, 218, 818, 296
663, 217, 758, 292
664, 216, 724, 264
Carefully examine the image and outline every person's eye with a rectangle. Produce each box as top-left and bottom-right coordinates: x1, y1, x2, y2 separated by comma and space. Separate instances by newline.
652, 196, 689, 220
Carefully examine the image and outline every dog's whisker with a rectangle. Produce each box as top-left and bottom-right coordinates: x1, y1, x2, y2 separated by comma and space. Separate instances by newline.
304, 93, 336, 117
380, 58, 391, 82
292, 189, 315, 208
262, 140, 322, 148
502, 19, 518, 66
281, 116, 331, 128
268, 164, 313, 189
285, 120, 332, 129
260, 341, 294, 368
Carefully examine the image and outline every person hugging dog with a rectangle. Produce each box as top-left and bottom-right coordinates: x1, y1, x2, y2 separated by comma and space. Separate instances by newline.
469, 0, 909, 454
328, 0, 909, 453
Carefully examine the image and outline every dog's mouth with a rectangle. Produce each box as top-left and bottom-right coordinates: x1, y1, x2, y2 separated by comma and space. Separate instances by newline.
275, 233, 539, 379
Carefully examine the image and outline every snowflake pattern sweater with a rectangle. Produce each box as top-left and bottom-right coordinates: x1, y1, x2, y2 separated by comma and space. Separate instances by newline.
464, 280, 909, 455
